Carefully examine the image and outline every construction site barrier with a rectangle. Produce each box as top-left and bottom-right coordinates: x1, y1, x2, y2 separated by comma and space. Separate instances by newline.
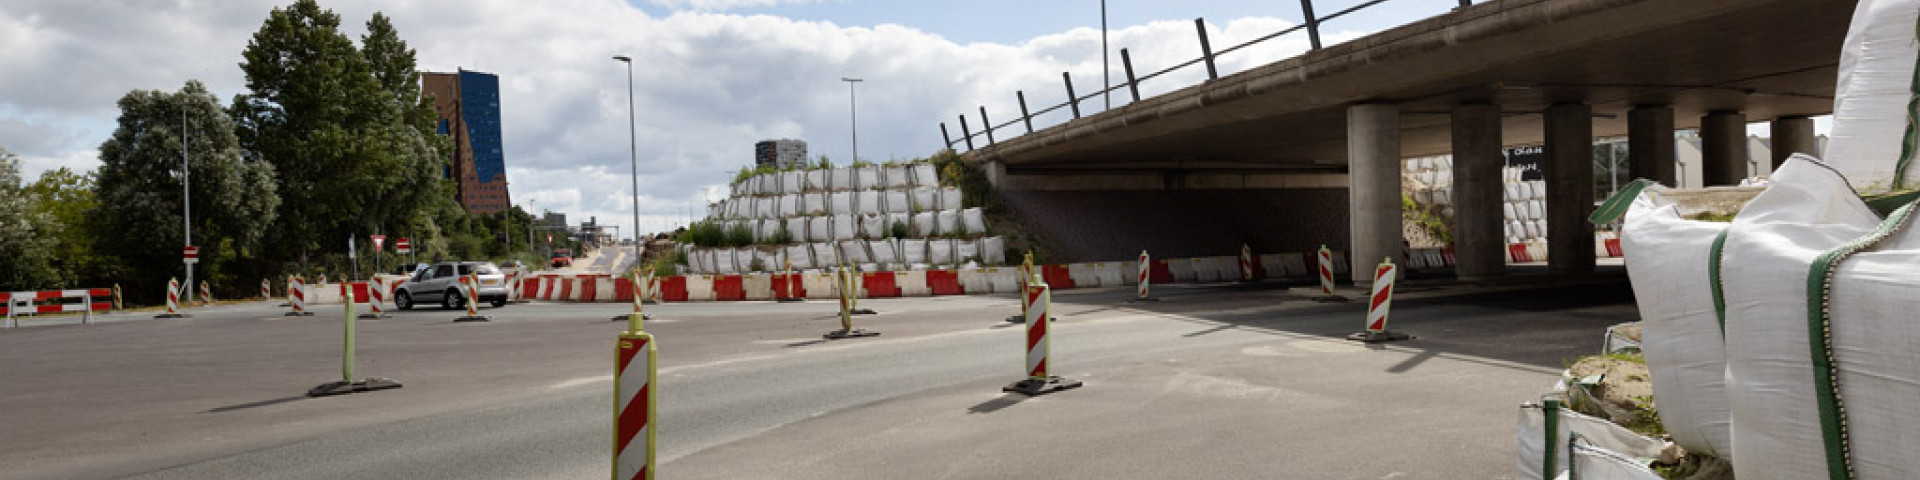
1167, 258, 1197, 283
1149, 260, 1174, 284
861, 271, 900, 298
1094, 262, 1128, 286
1041, 265, 1075, 289
895, 270, 930, 296
711, 275, 745, 301
683, 275, 715, 302
801, 272, 838, 300
5, 289, 112, 326
927, 270, 964, 295
983, 267, 1022, 293
522, 276, 542, 300
658, 276, 690, 302
1192, 257, 1224, 283
1065, 263, 1100, 288
742, 274, 773, 301
613, 277, 636, 302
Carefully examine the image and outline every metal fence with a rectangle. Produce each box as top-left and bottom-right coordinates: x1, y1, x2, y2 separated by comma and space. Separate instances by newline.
941, 0, 1477, 153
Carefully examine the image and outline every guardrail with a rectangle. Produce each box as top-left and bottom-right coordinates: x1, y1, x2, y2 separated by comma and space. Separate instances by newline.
940, 0, 1476, 153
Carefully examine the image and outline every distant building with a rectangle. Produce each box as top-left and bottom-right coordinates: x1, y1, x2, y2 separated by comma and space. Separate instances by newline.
422, 69, 512, 214
755, 139, 808, 169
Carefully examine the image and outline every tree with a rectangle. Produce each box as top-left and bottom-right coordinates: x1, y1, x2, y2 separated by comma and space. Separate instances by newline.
24, 167, 106, 287
0, 148, 62, 291
93, 81, 281, 303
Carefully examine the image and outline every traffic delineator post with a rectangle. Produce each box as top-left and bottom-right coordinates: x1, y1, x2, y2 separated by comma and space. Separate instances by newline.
1239, 244, 1255, 282
1312, 245, 1348, 302
641, 267, 659, 305
260, 278, 271, 300
1132, 250, 1159, 302
199, 281, 212, 306
154, 277, 189, 319
358, 282, 388, 319
1347, 257, 1412, 343
285, 276, 312, 316
824, 264, 878, 339
455, 273, 490, 322
1004, 282, 1081, 396
612, 329, 657, 480
307, 280, 402, 397
112, 284, 123, 311
613, 270, 651, 322
1007, 252, 1037, 322
776, 257, 804, 303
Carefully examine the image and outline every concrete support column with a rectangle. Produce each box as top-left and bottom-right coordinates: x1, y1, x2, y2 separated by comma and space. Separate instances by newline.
1346, 104, 1404, 286
1544, 103, 1595, 275
1701, 110, 1748, 186
983, 160, 1007, 189
1450, 103, 1505, 280
1627, 106, 1677, 186
1770, 116, 1817, 169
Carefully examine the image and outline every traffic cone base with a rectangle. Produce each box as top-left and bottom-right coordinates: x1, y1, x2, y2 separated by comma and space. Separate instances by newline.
611, 314, 653, 321
1003, 376, 1082, 396
1004, 315, 1057, 324
1346, 330, 1412, 343
1128, 297, 1161, 303
455, 314, 491, 322
284, 311, 314, 316
822, 328, 880, 339
358, 313, 388, 319
307, 377, 403, 397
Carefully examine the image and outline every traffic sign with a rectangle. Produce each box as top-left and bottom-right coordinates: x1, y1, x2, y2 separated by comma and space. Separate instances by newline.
395, 238, 411, 254
371, 235, 386, 251
183, 246, 199, 265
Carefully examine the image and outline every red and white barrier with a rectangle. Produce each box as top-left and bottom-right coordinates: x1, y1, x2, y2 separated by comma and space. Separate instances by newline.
1066, 263, 1100, 288
1240, 244, 1255, 281
1003, 282, 1081, 395
1317, 246, 1337, 297
5, 288, 111, 327
1348, 258, 1411, 343
1136, 251, 1153, 301
285, 276, 309, 316
261, 279, 271, 299
157, 278, 186, 318
613, 331, 656, 480
200, 281, 212, 306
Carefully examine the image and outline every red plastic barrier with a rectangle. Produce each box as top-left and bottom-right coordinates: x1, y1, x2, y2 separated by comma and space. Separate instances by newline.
659, 276, 688, 302
557, 277, 575, 301
772, 274, 806, 299
1604, 238, 1624, 257
1508, 243, 1532, 263
521, 276, 539, 300
1041, 265, 1076, 290
861, 271, 901, 298
1442, 247, 1457, 266
712, 275, 745, 301
1150, 260, 1174, 284
541, 274, 561, 300
347, 282, 370, 302
582, 275, 604, 302
926, 270, 963, 296
613, 277, 634, 302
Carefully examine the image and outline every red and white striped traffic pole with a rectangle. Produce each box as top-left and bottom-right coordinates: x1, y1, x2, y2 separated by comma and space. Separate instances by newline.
200, 281, 213, 306
360, 282, 388, 319
1133, 250, 1158, 302
261, 278, 271, 300
455, 273, 489, 322
612, 326, 657, 480
1239, 244, 1255, 282
112, 284, 123, 311
1003, 281, 1081, 395
155, 277, 188, 319
1313, 245, 1347, 302
1347, 257, 1412, 343
285, 276, 312, 316
613, 270, 650, 322
643, 267, 659, 305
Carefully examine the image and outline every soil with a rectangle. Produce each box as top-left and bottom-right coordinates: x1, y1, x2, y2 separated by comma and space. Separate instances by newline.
1567, 355, 1655, 428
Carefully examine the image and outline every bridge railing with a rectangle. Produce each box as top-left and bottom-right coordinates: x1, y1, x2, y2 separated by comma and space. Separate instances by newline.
941, 0, 1475, 154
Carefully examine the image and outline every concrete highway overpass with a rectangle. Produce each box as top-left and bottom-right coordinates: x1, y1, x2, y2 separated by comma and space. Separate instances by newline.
955, 0, 1852, 282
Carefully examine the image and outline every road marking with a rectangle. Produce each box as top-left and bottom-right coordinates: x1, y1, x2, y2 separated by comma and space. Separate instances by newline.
549, 375, 612, 389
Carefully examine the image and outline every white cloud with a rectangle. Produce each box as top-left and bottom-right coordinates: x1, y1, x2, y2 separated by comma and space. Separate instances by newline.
0, 0, 1355, 241
649, 0, 834, 12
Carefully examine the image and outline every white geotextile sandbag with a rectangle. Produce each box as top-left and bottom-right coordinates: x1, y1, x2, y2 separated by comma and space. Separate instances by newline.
1721, 156, 1920, 479
854, 166, 879, 190
782, 171, 803, 194
829, 192, 852, 215
869, 239, 900, 264
939, 187, 964, 210
912, 212, 936, 237
911, 187, 936, 212
882, 165, 909, 188
1556, 444, 1666, 480
778, 194, 800, 218
1434, 187, 1452, 206
1530, 180, 1547, 200
754, 175, 772, 195
885, 191, 910, 214
837, 240, 872, 264
757, 197, 778, 219
900, 239, 928, 264
936, 210, 960, 236
716, 250, 739, 274
1825, 0, 1920, 193
832, 215, 857, 240
810, 242, 839, 267
784, 218, 807, 242
753, 219, 774, 243
803, 193, 827, 215
808, 216, 832, 242
786, 244, 813, 270
912, 163, 937, 186
686, 249, 706, 274
981, 236, 1007, 265
1619, 182, 1733, 457
753, 249, 778, 272
855, 191, 882, 216
1517, 403, 1669, 480
929, 239, 955, 265
1507, 183, 1525, 202
957, 240, 979, 263
707, 203, 722, 219
961, 208, 987, 235
806, 169, 828, 192
1505, 202, 1520, 220
860, 215, 886, 239
829, 167, 852, 192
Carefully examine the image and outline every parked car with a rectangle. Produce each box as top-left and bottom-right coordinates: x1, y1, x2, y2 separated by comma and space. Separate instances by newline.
393, 261, 510, 310
551, 248, 574, 268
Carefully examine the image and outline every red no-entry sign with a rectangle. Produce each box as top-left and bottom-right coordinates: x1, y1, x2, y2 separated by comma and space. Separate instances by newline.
395, 238, 412, 254
183, 245, 199, 265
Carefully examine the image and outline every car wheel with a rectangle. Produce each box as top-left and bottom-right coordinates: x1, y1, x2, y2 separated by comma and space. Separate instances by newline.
396, 291, 414, 310
444, 289, 464, 310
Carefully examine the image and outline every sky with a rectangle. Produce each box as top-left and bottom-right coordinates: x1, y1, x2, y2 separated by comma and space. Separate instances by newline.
0, 0, 1782, 241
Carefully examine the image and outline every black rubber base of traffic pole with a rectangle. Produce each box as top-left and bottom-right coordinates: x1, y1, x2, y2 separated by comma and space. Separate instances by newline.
1346, 330, 1413, 343
307, 378, 403, 397
1003, 376, 1083, 396
776, 297, 806, 303
284, 311, 313, 317
610, 314, 652, 321
357, 313, 389, 319
823, 328, 880, 339
641, 300, 658, 305
1312, 295, 1350, 303
1005, 315, 1055, 324
851, 308, 877, 315
454, 315, 492, 322
153, 313, 191, 319
1128, 297, 1161, 303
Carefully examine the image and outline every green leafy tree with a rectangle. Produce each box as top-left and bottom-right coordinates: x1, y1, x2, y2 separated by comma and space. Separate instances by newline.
24, 167, 107, 287
0, 149, 62, 291
93, 81, 281, 303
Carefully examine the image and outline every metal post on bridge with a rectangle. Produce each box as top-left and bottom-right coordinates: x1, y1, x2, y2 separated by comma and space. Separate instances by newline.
1195, 18, 1218, 80
939, 122, 953, 151
979, 106, 996, 146
958, 115, 976, 151
1017, 91, 1034, 133
1063, 72, 1081, 119
1121, 48, 1140, 103
1300, 0, 1323, 50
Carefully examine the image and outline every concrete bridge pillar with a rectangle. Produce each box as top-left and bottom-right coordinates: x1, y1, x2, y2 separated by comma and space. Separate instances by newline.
1346, 104, 1404, 286
1770, 116, 1817, 169
984, 160, 1008, 189
1451, 103, 1505, 280
1544, 103, 1595, 275
1628, 106, 1677, 187
1701, 110, 1748, 186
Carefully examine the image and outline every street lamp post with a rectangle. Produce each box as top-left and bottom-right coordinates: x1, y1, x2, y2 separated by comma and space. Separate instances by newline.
614, 55, 642, 273
1102, 0, 1110, 110
842, 77, 862, 165
182, 103, 194, 303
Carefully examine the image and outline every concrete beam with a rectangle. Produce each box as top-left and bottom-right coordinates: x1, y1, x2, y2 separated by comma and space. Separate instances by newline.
1770, 116, 1817, 169
1701, 110, 1748, 186
1544, 103, 1595, 275
1628, 106, 1677, 186
1347, 104, 1403, 285
1451, 104, 1504, 280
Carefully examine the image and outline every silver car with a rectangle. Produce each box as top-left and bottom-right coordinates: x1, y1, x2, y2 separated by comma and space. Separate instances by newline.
394, 262, 510, 310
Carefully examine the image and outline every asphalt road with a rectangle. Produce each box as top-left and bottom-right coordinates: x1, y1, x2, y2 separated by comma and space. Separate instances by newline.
0, 272, 1636, 479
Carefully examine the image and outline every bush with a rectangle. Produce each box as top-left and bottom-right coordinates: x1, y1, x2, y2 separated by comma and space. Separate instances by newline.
680, 220, 727, 247
725, 223, 755, 247
890, 220, 909, 239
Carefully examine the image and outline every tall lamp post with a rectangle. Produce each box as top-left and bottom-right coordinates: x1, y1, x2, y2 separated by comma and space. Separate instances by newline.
842, 77, 862, 165
182, 103, 194, 302
613, 55, 642, 271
